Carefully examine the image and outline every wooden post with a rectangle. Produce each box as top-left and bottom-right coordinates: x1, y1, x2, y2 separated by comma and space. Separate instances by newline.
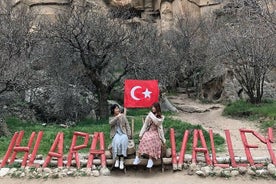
100, 132, 107, 167
0, 132, 19, 168
267, 128, 276, 165
28, 131, 44, 167
9, 131, 25, 164
224, 129, 237, 167
192, 130, 198, 163
209, 129, 218, 165
170, 128, 177, 170
198, 130, 211, 165
224, 130, 247, 167
131, 118, 134, 138
20, 132, 36, 166
43, 132, 64, 168
177, 130, 189, 170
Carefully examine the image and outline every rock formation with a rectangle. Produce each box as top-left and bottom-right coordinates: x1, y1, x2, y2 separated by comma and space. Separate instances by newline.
9, 0, 223, 18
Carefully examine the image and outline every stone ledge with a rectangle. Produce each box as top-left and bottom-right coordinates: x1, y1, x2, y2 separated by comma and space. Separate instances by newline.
0, 163, 276, 179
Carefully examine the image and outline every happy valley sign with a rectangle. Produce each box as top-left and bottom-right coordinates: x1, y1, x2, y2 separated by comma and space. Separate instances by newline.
0, 128, 275, 169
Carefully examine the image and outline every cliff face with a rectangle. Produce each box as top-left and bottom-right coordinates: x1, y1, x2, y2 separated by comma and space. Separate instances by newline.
9, 0, 225, 31
10, 0, 276, 22
12, 0, 222, 17
16, 0, 71, 15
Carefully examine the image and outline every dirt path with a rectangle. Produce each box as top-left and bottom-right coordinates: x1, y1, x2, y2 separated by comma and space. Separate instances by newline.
168, 94, 276, 157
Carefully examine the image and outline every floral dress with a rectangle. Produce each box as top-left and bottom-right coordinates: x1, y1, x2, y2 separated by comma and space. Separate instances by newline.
138, 120, 162, 159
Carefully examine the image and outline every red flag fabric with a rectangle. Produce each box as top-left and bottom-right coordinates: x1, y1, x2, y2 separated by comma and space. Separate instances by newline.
124, 79, 159, 108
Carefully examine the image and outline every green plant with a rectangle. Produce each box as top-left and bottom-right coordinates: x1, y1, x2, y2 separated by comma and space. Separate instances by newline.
260, 120, 276, 130
0, 114, 225, 158
220, 170, 231, 178
5, 162, 21, 168
223, 100, 254, 117
223, 100, 276, 132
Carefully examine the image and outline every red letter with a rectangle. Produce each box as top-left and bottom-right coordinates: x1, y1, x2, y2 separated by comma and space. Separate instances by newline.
87, 132, 106, 168
267, 128, 276, 165
177, 130, 189, 170
0, 132, 19, 168
209, 129, 218, 165
192, 129, 211, 165
240, 128, 276, 166
224, 130, 248, 167
170, 128, 178, 170
28, 131, 44, 167
1, 131, 44, 168
67, 132, 89, 168
43, 132, 64, 168
210, 129, 230, 168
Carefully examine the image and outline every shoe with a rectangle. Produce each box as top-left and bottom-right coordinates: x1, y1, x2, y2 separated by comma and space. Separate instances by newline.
133, 156, 140, 165
146, 159, 153, 168
119, 161, 124, 170
114, 159, 119, 168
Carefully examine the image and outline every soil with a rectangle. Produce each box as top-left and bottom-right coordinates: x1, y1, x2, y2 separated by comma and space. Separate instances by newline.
168, 94, 276, 158
1, 94, 276, 183
1, 169, 276, 184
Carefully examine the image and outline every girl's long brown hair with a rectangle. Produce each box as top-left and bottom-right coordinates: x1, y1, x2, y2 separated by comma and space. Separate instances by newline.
152, 102, 162, 118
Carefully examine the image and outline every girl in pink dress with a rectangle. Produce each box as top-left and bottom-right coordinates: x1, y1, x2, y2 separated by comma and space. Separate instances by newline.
133, 102, 166, 168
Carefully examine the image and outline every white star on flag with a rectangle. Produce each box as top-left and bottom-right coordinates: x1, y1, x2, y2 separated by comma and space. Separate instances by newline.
142, 88, 152, 98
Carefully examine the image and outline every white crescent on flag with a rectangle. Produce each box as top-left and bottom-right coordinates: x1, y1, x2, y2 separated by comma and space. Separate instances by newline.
130, 86, 141, 101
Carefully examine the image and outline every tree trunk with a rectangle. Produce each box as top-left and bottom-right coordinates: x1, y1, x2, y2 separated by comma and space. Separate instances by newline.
97, 85, 109, 119
88, 70, 110, 119
249, 96, 262, 104
0, 119, 11, 137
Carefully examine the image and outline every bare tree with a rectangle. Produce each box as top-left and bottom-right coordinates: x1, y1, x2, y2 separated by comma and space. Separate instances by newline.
0, 1, 35, 96
213, 0, 276, 104
125, 23, 179, 92
259, 0, 276, 33
167, 13, 216, 98
44, 4, 140, 119
0, 118, 11, 137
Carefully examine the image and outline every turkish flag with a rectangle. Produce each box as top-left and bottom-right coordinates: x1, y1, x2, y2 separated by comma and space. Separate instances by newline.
124, 79, 159, 108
